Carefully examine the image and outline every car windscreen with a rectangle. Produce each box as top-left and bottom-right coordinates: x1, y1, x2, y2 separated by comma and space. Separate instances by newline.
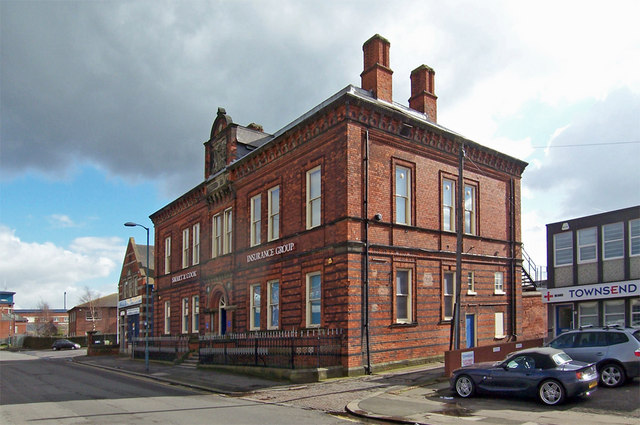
551, 352, 572, 366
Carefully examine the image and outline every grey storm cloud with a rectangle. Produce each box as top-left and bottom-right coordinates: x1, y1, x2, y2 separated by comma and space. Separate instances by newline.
0, 1, 379, 196
524, 87, 640, 218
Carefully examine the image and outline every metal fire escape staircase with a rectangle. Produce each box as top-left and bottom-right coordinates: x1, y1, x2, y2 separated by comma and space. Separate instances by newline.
521, 248, 545, 290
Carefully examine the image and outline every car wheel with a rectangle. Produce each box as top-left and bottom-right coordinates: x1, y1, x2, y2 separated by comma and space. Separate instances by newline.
454, 375, 475, 398
52, 347, 57, 351
600, 363, 625, 388
538, 379, 565, 406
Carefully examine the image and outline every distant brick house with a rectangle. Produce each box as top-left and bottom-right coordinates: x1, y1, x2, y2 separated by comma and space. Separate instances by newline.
68, 293, 118, 336
1, 292, 27, 340
117, 237, 155, 351
151, 35, 536, 374
14, 309, 69, 336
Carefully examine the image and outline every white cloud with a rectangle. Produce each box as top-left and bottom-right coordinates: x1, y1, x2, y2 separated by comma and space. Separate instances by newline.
48, 214, 78, 228
0, 226, 125, 309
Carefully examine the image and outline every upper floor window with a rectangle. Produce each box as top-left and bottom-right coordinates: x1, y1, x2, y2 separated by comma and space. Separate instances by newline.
306, 272, 322, 327
164, 236, 171, 274
554, 232, 573, 266
494, 271, 505, 294
181, 228, 189, 269
224, 208, 233, 254
467, 271, 476, 295
464, 184, 476, 235
250, 284, 261, 330
395, 166, 411, 225
603, 222, 624, 260
442, 178, 455, 231
395, 269, 412, 323
267, 280, 279, 330
192, 223, 200, 265
213, 213, 223, 257
306, 166, 321, 229
630, 219, 640, 257
251, 195, 261, 246
578, 227, 597, 263
268, 186, 280, 241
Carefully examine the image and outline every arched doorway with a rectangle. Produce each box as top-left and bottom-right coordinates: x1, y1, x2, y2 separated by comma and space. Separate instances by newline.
206, 284, 230, 336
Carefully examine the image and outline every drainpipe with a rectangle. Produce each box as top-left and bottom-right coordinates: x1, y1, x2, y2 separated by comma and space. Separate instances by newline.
510, 177, 517, 340
452, 143, 465, 350
363, 129, 372, 374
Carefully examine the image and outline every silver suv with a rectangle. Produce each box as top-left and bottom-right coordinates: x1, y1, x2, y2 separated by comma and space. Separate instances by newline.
548, 325, 640, 387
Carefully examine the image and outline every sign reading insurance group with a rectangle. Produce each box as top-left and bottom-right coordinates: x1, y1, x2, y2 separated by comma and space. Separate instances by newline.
247, 242, 296, 263
541, 280, 639, 303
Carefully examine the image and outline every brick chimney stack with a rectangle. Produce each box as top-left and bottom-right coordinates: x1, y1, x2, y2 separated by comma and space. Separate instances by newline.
361, 34, 393, 103
409, 65, 437, 122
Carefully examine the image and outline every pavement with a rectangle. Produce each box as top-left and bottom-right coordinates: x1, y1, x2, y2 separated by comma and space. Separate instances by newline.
73, 354, 638, 425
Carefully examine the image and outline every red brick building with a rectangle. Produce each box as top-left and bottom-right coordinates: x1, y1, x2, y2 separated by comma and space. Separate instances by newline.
151, 35, 531, 374
68, 293, 118, 336
1, 291, 27, 340
117, 237, 155, 351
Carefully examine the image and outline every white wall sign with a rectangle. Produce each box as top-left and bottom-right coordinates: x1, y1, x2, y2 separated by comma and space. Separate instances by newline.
461, 351, 475, 367
247, 242, 296, 263
542, 280, 639, 303
171, 270, 198, 284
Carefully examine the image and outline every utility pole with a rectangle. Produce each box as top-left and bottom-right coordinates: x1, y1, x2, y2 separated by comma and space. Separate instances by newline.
452, 143, 465, 350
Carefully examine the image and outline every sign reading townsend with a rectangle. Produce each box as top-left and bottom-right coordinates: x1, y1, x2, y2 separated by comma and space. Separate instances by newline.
247, 242, 296, 263
542, 280, 639, 303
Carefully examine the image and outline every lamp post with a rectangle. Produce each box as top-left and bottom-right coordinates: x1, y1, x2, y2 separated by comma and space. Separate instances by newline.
124, 222, 150, 373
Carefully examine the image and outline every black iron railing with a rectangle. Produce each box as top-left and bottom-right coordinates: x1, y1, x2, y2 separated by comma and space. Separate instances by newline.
199, 328, 344, 369
132, 335, 189, 362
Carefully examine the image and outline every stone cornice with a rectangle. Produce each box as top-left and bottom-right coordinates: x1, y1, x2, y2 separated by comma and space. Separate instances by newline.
150, 184, 205, 224
230, 93, 526, 179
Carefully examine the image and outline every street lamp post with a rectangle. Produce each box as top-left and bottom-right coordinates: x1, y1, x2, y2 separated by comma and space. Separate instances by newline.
124, 222, 150, 373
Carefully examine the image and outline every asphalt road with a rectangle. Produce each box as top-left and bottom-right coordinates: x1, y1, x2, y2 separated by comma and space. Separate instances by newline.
0, 350, 354, 424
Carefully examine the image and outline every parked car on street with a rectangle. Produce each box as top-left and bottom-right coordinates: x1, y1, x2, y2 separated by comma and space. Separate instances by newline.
52, 339, 81, 350
547, 325, 640, 388
451, 347, 598, 406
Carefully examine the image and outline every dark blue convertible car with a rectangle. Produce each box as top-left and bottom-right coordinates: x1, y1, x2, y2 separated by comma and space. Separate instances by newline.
451, 347, 598, 405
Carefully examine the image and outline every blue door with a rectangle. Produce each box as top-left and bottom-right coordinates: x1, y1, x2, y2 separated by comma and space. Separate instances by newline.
555, 304, 573, 335
465, 314, 475, 348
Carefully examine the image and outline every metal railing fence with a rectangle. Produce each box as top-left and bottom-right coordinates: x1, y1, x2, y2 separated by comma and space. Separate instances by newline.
199, 328, 344, 369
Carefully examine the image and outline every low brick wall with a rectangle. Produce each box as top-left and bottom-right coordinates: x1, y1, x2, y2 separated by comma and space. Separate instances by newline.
444, 338, 544, 376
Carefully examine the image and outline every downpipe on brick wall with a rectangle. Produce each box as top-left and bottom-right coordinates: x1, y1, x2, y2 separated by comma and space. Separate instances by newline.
363, 128, 372, 374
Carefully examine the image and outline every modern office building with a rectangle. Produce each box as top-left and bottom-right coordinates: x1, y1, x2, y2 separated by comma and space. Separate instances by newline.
542, 205, 640, 336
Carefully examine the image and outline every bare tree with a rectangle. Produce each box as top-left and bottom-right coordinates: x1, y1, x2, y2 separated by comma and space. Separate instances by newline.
35, 300, 57, 337
79, 287, 99, 332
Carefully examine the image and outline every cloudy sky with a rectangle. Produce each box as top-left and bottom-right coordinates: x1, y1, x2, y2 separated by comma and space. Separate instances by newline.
2, 0, 639, 309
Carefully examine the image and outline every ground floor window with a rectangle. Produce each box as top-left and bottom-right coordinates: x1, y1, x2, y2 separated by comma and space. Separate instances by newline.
578, 302, 598, 327
494, 312, 505, 338
603, 299, 625, 326
395, 269, 412, 323
267, 280, 279, 329
306, 272, 321, 327
632, 299, 640, 328
250, 284, 261, 330
181, 298, 189, 334
192, 295, 199, 332
164, 301, 170, 334
443, 272, 454, 320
